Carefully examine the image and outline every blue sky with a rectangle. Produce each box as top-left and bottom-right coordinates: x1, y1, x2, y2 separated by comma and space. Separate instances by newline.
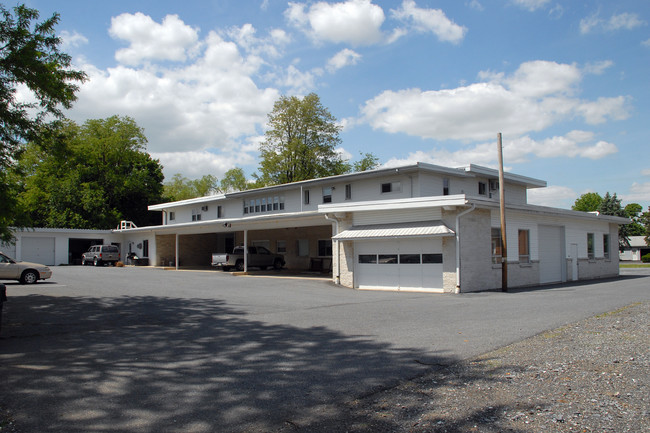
23, 0, 650, 210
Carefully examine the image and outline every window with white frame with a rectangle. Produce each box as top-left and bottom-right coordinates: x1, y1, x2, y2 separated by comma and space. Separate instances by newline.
443, 178, 449, 195
276, 240, 287, 254
169, 211, 175, 221
192, 208, 202, 221
381, 181, 401, 193
491, 228, 502, 264
603, 234, 610, 259
345, 183, 351, 200
587, 233, 595, 259
304, 189, 310, 205
478, 182, 487, 195
217, 205, 222, 218
322, 187, 332, 203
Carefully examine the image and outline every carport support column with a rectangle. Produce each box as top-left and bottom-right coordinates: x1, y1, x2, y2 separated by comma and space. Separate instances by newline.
175, 233, 179, 270
243, 229, 248, 272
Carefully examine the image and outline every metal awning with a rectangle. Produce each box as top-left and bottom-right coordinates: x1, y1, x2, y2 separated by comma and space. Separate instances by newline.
332, 220, 455, 241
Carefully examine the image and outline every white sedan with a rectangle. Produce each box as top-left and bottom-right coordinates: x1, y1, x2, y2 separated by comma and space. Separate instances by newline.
0, 252, 52, 284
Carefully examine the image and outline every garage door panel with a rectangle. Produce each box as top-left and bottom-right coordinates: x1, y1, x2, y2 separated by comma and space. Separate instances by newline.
22, 237, 55, 265
355, 239, 443, 292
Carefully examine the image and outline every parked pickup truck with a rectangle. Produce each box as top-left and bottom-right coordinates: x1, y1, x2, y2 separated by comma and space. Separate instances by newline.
211, 246, 285, 272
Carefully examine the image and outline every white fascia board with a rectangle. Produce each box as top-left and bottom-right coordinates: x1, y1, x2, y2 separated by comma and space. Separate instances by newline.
113, 210, 325, 233
468, 198, 631, 224
463, 164, 547, 188
318, 194, 469, 213
148, 194, 227, 211
12, 227, 114, 234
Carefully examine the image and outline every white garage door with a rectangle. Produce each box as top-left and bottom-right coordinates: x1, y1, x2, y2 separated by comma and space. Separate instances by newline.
538, 226, 564, 284
355, 238, 444, 292
22, 237, 55, 265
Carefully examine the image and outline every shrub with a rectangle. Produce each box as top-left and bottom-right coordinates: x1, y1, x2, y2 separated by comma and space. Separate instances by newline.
642, 254, 650, 263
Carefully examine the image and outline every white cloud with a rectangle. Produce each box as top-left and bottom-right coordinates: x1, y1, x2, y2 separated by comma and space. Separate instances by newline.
109, 13, 199, 65
226, 24, 290, 59
583, 60, 614, 75
359, 60, 630, 141
642, 169, 650, 176
391, 0, 467, 44
527, 185, 576, 208
150, 150, 257, 179
60, 30, 88, 49
511, 0, 551, 12
468, 1, 484, 12
71, 21, 280, 161
326, 49, 362, 72
580, 12, 646, 34
286, 0, 386, 46
382, 130, 617, 171
642, 38, 650, 47
278, 64, 323, 94
621, 182, 650, 204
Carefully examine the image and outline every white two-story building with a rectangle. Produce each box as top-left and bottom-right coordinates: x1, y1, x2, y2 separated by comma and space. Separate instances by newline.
102, 162, 626, 293
5, 162, 627, 292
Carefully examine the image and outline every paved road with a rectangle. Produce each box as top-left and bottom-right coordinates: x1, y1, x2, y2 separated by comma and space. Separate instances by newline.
1, 267, 648, 432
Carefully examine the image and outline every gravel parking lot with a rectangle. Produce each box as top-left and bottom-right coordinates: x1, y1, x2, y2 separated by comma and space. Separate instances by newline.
1, 266, 649, 432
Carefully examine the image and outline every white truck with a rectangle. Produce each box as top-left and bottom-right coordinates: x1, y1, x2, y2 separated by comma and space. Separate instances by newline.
211, 246, 285, 272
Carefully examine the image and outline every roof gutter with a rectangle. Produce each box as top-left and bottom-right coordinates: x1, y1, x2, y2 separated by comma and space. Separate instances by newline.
455, 204, 476, 294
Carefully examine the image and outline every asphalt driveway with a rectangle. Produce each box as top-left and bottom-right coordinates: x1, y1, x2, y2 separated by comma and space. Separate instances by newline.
1, 266, 649, 432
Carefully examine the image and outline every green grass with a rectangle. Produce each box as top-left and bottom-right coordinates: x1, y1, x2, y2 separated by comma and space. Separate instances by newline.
620, 263, 650, 268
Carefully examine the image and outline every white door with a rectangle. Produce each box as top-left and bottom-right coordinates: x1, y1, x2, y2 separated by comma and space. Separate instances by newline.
538, 226, 564, 284
22, 237, 55, 265
355, 238, 443, 292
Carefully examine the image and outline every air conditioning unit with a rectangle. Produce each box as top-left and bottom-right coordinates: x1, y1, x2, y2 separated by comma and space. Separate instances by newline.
201, 205, 209, 212
489, 180, 499, 191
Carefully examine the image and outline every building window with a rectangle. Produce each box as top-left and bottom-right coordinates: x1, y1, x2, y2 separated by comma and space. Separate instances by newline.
243, 201, 248, 214
345, 184, 352, 200
322, 187, 332, 203
381, 181, 401, 193
491, 228, 502, 264
422, 253, 443, 264
518, 229, 530, 263
603, 234, 610, 259
276, 240, 287, 254
359, 254, 377, 264
279, 196, 285, 210
378, 254, 398, 264
273, 196, 279, 210
192, 209, 202, 221
318, 239, 332, 256
479, 182, 487, 195
261, 197, 266, 212
142, 239, 149, 257
443, 178, 449, 195
399, 254, 421, 264
587, 233, 595, 259
304, 190, 310, 205
249, 199, 255, 214
169, 211, 175, 221
255, 199, 260, 213
297, 239, 309, 257
217, 205, 222, 218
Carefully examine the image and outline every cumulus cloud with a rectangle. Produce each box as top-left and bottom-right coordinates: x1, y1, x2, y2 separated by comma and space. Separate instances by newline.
226, 24, 290, 58
621, 182, 650, 204
286, 0, 386, 46
391, 0, 467, 44
511, 0, 551, 12
150, 150, 257, 179
382, 130, 617, 171
359, 60, 630, 141
109, 12, 200, 65
326, 48, 362, 72
527, 185, 577, 208
71, 21, 280, 161
60, 30, 88, 49
580, 12, 646, 34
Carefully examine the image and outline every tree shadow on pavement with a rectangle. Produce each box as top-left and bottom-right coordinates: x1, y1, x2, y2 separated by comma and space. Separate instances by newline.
1, 294, 457, 433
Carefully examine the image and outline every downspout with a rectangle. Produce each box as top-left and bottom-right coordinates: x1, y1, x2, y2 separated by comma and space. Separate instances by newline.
324, 213, 340, 284
455, 203, 476, 294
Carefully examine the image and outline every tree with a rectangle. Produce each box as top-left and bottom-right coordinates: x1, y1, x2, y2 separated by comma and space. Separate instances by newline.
220, 167, 248, 193
623, 203, 645, 236
598, 192, 631, 248
164, 174, 219, 201
0, 4, 86, 242
14, 116, 165, 228
257, 93, 347, 185
640, 207, 650, 245
572, 192, 603, 212
352, 152, 380, 172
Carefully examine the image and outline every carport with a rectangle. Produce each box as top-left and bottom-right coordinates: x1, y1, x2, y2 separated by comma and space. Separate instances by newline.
149, 213, 334, 272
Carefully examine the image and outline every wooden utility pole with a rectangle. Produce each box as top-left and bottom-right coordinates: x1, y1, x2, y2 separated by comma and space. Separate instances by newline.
498, 133, 508, 292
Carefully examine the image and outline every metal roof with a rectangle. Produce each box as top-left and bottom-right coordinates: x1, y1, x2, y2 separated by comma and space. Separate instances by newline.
332, 220, 455, 241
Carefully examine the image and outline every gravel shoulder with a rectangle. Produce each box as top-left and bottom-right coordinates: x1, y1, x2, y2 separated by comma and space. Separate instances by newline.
283, 301, 650, 433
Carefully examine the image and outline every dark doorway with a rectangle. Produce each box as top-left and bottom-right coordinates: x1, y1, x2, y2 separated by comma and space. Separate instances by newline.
69, 238, 104, 265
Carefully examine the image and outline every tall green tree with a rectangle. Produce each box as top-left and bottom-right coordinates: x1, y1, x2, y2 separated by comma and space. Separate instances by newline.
164, 173, 219, 201
572, 192, 603, 212
15, 116, 165, 228
257, 93, 348, 185
220, 167, 248, 193
597, 192, 631, 248
0, 4, 86, 242
640, 207, 650, 245
623, 203, 645, 236
352, 152, 380, 172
